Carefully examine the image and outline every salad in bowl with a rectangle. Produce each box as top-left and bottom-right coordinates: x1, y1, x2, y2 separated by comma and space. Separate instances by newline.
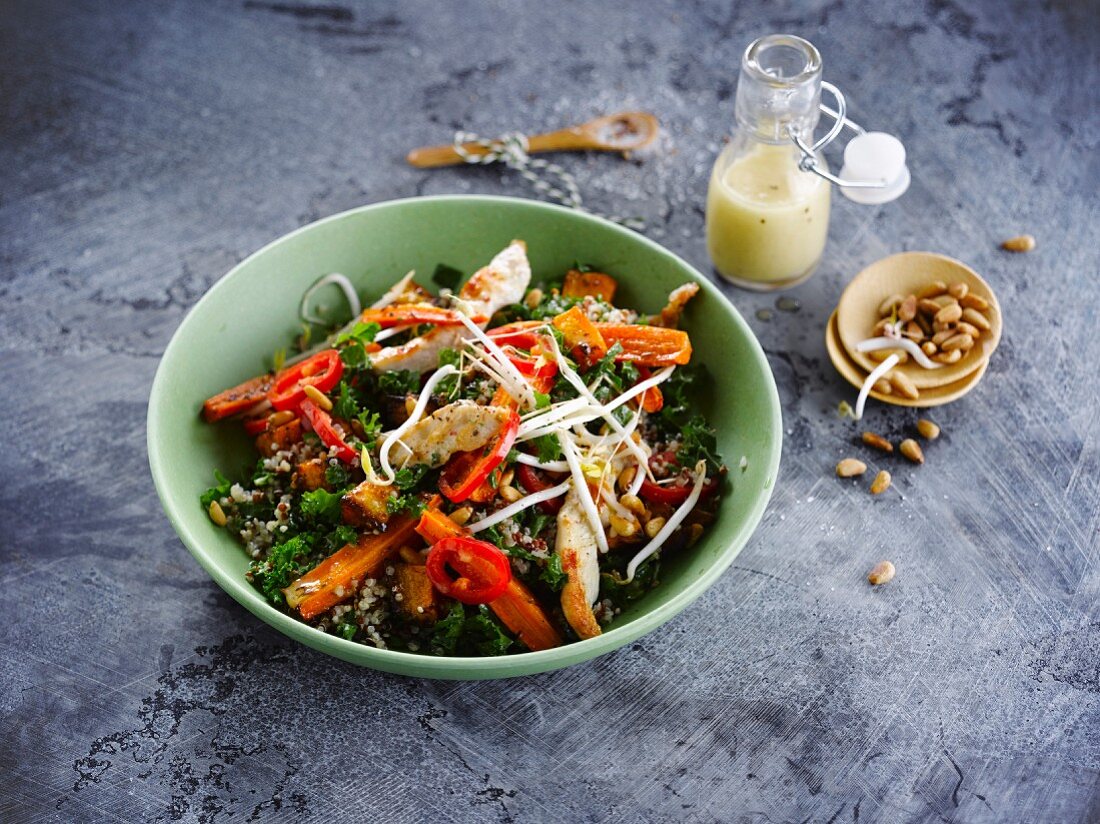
198, 240, 725, 657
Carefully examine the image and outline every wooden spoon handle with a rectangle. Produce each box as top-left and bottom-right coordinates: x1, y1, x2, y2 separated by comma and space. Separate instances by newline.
406, 127, 609, 169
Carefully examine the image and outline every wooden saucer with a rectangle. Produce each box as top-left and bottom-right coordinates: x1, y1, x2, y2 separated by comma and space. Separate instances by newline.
826, 310, 988, 408
836, 252, 1001, 389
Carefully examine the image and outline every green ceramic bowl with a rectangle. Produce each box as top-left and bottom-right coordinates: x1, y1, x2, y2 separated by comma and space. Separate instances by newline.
148, 195, 782, 679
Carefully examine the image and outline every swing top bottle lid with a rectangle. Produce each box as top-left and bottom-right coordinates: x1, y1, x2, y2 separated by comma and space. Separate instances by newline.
840, 131, 911, 204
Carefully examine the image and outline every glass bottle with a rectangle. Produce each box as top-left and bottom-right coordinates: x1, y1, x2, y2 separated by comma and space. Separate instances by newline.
706, 34, 831, 290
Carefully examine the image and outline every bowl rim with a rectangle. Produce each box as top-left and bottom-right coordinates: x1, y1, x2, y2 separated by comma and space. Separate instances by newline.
147, 194, 783, 678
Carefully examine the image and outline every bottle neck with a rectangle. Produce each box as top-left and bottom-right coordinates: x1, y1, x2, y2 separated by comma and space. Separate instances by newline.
734, 34, 823, 145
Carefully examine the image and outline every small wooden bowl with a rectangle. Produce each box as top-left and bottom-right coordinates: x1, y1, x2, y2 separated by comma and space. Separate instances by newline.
826, 310, 988, 407
836, 252, 1001, 389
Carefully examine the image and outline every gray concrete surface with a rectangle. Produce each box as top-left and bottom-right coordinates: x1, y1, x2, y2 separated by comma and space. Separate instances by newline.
2, 1, 1098, 821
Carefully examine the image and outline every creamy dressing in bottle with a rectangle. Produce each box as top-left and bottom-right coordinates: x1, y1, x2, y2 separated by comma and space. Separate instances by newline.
707, 142, 830, 286
705, 34, 832, 290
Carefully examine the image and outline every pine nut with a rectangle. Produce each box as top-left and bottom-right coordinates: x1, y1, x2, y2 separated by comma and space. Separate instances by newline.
935, 303, 962, 325
303, 384, 333, 411
524, 288, 544, 309
836, 458, 867, 477
872, 318, 893, 336
873, 378, 893, 395
960, 294, 989, 311
449, 506, 473, 526
870, 349, 909, 364
868, 560, 896, 585
269, 409, 297, 427
609, 513, 637, 538
870, 470, 892, 495
862, 432, 894, 453
921, 341, 938, 357
499, 468, 515, 488
889, 371, 919, 400
644, 516, 666, 538
948, 282, 969, 299
955, 321, 980, 338
500, 485, 523, 503
404, 394, 418, 417
879, 294, 903, 316
904, 321, 924, 342
1001, 234, 1035, 252
917, 298, 942, 316
898, 295, 917, 322
617, 466, 636, 490
208, 500, 228, 526
918, 280, 947, 299
933, 349, 962, 364
688, 523, 704, 545
620, 493, 646, 516
916, 419, 940, 440
931, 330, 953, 346
961, 308, 991, 331
941, 333, 974, 352
933, 294, 959, 308
899, 438, 924, 464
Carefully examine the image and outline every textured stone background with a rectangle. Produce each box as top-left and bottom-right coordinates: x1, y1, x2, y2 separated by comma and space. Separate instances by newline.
2, 1, 1098, 822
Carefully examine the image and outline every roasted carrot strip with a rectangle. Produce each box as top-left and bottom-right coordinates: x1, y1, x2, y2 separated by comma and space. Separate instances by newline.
552, 305, 607, 366
416, 507, 466, 545
202, 373, 273, 422
562, 269, 617, 303
597, 323, 692, 366
285, 495, 440, 620
489, 580, 565, 652
359, 304, 487, 328
415, 508, 563, 651
639, 385, 663, 413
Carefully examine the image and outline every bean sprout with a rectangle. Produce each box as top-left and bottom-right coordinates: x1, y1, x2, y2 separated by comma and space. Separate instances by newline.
624, 460, 708, 581
299, 273, 361, 327
854, 354, 900, 421
856, 336, 942, 370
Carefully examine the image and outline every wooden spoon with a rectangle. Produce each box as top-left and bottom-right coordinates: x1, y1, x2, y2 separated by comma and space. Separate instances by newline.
406, 111, 660, 168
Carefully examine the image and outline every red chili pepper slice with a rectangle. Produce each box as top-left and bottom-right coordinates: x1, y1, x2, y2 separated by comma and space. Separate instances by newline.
637, 451, 717, 506
425, 536, 512, 605
242, 414, 269, 436
300, 399, 358, 463
515, 463, 565, 514
438, 408, 520, 503
505, 348, 559, 381
438, 451, 498, 504
487, 321, 543, 350
268, 350, 343, 412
